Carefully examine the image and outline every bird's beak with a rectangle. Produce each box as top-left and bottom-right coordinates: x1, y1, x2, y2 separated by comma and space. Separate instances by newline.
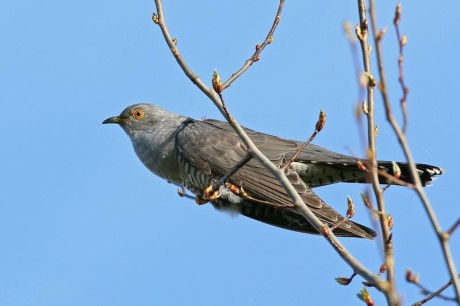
102, 116, 126, 125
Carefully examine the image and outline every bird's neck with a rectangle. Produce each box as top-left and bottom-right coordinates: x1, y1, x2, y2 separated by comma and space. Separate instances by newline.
130, 115, 188, 185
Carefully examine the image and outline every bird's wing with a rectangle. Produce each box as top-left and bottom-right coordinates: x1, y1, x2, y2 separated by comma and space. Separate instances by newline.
175, 119, 375, 238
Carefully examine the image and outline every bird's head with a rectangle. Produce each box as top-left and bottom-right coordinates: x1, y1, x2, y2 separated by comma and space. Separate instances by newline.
102, 103, 168, 136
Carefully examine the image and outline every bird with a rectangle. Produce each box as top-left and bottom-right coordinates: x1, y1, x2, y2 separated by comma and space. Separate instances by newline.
103, 103, 443, 239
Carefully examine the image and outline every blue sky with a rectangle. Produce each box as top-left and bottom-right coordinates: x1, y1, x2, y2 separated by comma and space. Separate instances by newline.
2, 1, 459, 305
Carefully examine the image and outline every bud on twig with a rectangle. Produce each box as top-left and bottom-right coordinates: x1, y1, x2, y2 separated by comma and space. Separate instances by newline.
347, 195, 355, 218
336, 277, 352, 286
400, 34, 407, 46
394, 3, 402, 25
387, 214, 393, 230
358, 287, 374, 306
315, 109, 326, 132
152, 13, 159, 24
357, 160, 367, 172
360, 192, 372, 209
392, 161, 401, 179
362, 100, 368, 115
406, 269, 419, 284
378, 264, 387, 275
212, 70, 222, 93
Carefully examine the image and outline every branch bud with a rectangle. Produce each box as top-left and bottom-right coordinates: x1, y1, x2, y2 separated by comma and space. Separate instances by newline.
392, 161, 401, 179
315, 109, 326, 132
346, 195, 355, 218
212, 70, 222, 93
378, 264, 387, 275
406, 269, 419, 284
358, 287, 374, 306
152, 13, 159, 24
362, 100, 368, 115
360, 192, 372, 209
400, 34, 408, 46
394, 3, 402, 25
387, 214, 393, 230
335, 277, 352, 286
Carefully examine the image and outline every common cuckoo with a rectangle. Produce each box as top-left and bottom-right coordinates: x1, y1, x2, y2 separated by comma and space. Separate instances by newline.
103, 103, 443, 239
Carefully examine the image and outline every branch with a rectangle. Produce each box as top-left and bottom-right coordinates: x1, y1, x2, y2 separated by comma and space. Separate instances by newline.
393, 4, 409, 135
356, 1, 398, 304
368, 0, 460, 302
221, 0, 285, 91
411, 273, 460, 305
153, 0, 386, 292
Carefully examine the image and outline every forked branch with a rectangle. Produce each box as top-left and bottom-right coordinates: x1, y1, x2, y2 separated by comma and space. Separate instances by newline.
153, 0, 385, 292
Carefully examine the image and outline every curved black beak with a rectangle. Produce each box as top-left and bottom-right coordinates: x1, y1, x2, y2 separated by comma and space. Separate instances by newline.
102, 116, 125, 125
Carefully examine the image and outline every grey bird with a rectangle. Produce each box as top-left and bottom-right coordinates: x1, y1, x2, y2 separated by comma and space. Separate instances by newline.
103, 103, 443, 239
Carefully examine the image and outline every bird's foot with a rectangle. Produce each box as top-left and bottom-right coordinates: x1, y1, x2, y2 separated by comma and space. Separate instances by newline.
203, 185, 220, 201
195, 195, 209, 205
195, 185, 221, 205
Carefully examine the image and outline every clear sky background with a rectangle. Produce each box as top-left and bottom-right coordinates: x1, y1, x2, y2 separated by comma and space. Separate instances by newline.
2, 1, 459, 305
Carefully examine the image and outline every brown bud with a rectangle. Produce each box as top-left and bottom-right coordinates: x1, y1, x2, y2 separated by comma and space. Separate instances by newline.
362, 100, 369, 115
406, 269, 419, 284
346, 195, 355, 218
401, 34, 408, 46
335, 277, 352, 286
212, 70, 222, 93
152, 13, 159, 24
394, 3, 402, 25
378, 264, 387, 275
358, 288, 374, 306
360, 192, 372, 209
357, 160, 367, 172
315, 109, 326, 132
387, 214, 393, 230
392, 161, 401, 179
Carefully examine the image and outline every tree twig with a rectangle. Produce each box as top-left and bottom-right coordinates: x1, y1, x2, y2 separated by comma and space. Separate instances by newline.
356, 1, 398, 304
412, 274, 460, 305
153, 0, 386, 292
393, 4, 409, 135
368, 0, 460, 301
221, 0, 285, 91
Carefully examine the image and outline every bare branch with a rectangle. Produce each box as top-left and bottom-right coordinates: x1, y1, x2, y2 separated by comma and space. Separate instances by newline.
446, 217, 460, 238
283, 109, 326, 170
153, 0, 385, 292
393, 4, 409, 134
357, 1, 398, 303
221, 0, 285, 91
409, 271, 460, 305
368, 0, 460, 301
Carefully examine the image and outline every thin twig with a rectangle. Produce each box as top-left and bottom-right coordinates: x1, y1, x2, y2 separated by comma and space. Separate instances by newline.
412, 274, 460, 305
153, 0, 385, 291
211, 152, 252, 192
221, 0, 285, 91
446, 217, 460, 237
283, 109, 325, 170
368, 0, 460, 301
357, 1, 398, 304
393, 4, 409, 135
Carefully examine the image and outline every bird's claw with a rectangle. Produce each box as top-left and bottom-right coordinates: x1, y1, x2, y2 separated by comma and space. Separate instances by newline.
195, 195, 209, 205
195, 185, 220, 205
203, 185, 220, 201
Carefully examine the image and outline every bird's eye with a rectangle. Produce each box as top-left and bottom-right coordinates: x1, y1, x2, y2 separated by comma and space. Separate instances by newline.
131, 109, 145, 119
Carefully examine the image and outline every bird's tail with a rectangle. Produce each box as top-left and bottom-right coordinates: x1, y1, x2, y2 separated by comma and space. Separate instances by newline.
374, 161, 444, 186
295, 160, 444, 188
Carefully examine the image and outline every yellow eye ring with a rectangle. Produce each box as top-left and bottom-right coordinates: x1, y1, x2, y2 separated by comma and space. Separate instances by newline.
131, 108, 145, 119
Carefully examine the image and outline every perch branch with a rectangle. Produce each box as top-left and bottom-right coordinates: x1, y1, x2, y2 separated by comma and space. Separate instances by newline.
153, 0, 385, 292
